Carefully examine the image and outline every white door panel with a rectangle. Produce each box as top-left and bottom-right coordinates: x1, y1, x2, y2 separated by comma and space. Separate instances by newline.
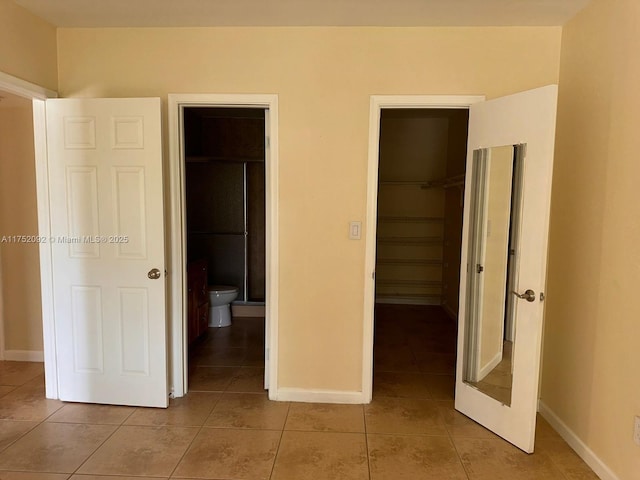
46, 98, 167, 407
455, 85, 558, 452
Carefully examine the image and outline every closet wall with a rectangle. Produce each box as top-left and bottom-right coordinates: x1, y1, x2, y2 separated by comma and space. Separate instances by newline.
376, 109, 468, 313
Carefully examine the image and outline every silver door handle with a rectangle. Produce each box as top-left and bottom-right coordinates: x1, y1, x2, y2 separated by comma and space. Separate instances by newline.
148, 268, 161, 280
512, 289, 536, 302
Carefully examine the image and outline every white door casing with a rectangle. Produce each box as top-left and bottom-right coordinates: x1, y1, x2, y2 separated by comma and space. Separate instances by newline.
167, 94, 279, 398
455, 85, 558, 452
363, 95, 485, 403
46, 98, 168, 407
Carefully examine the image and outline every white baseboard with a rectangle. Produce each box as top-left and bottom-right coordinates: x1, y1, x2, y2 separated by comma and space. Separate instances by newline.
538, 401, 620, 480
270, 387, 367, 404
4, 350, 44, 362
477, 350, 503, 381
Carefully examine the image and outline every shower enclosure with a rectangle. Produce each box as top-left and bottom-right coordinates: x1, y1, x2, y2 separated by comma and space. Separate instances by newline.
184, 107, 266, 303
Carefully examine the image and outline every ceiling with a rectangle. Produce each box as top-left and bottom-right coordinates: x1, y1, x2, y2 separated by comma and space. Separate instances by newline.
12, 0, 591, 28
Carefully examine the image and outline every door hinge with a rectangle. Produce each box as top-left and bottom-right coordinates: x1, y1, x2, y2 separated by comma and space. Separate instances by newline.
476, 264, 484, 274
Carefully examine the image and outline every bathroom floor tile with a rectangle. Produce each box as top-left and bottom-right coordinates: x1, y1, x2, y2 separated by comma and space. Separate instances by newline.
188, 366, 238, 392
173, 428, 280, 479
0, 420, 38, 452
364, 396, 446, 435
0, 383, 63, 421
190, 347, 247, 367
0, 422, 116, 473
0, 362, 44, 386
77, 425, 198, 477
205, 393, 289, 430
453, 436, 566, 480
226, 367, 266, 393
242, 347, 267, 367
368, 434, 467, 480
125, 392, 220, 426
284, 403, 365, 433
46, 403, 135, 425
271, 431, 368, 480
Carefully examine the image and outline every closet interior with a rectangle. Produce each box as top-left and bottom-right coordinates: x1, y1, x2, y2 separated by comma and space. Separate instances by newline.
375, 108, 469, 317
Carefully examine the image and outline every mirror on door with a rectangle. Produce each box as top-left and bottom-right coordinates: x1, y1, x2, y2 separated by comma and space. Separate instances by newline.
463, 144, 526, 406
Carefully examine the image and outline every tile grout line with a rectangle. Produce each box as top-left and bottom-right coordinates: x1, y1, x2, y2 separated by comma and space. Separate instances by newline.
166, 391, 224, 479
65, 408, 128, 477
267, 400, 291, 480
363, 403, 373, 480
448, 424, 473, 480
0, 373, 67, 469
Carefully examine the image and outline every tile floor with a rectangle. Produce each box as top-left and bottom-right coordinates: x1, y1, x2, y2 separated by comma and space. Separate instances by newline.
0, 307, 599, 479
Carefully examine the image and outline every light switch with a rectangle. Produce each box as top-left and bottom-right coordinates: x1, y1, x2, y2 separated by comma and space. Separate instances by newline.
349, 221, 362, 240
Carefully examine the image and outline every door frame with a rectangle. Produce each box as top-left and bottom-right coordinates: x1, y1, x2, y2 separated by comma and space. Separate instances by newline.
362, 95, 484, 402
0, 70, 57, 395
167, 94, 279, 398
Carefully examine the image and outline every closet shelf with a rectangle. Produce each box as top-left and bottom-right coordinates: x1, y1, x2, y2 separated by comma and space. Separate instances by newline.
379, 174, 465, 189
188, 231, 247, 236
185, 155, 265, 164
377, 236, 443, 245
376, 293, 442, 301
377, 216, 444, 224
376, 279, 442, 287
376, 258, 443, 266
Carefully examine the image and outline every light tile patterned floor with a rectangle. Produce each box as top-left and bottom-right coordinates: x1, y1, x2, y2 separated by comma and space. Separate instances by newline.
0, 308, 599, 479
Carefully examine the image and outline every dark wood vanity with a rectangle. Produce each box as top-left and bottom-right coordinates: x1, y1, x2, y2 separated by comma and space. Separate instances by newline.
187, 259, 209, 344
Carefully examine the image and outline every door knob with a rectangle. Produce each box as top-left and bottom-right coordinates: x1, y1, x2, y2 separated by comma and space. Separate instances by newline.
512, 289, 536, 302
148, 268, 161, 280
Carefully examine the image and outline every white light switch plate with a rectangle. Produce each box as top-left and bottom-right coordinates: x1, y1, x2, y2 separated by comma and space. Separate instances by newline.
349, 221, 362, 240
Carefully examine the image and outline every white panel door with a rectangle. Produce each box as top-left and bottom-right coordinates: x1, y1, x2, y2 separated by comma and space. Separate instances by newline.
455, 85, 558, 452
46, 98, 167, 407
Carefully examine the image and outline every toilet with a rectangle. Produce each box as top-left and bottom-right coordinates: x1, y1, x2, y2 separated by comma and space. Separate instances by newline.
208, 285, 239, 327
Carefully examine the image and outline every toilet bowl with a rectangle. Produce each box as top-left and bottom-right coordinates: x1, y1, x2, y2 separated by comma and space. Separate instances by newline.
208, 285, 239, 328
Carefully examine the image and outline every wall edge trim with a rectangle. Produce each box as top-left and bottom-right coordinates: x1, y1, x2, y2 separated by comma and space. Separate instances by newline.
538, 401, 620, 480
4, 349, 44, 362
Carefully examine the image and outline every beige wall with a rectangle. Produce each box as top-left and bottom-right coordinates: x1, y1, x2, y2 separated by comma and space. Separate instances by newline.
56, 26, 561, 391
0, 0, 57, 355
0, 101, 44, 351
542, 1, 640, 479
0, 0, 57, 90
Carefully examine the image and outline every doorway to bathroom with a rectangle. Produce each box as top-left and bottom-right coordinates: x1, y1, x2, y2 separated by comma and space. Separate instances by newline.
168, 94, 279, 398
182, 106, 267, 392
369, 106, 470, 402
